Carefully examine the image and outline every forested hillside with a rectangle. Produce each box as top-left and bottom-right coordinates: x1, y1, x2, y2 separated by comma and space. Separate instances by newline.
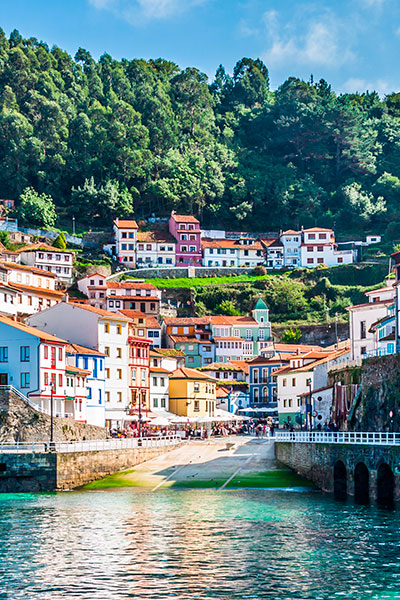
1, 27, 400, 234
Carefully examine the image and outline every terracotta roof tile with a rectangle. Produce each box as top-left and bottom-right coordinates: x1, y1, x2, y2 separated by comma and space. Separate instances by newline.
0, 316, 67, 343
170, 367, 216, 381
69, 302, 131, 320
170, 214, 200, 224
65, 343, 105, 356
113, 219, 138, 228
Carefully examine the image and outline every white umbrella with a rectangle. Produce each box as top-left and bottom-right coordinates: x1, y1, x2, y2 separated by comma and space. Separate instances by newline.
150, 416, 170, 426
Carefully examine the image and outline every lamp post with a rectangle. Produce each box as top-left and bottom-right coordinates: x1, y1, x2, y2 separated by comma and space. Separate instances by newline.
138, 393, 142, 440
72, 216, 76, 236
50, 381, 55, 449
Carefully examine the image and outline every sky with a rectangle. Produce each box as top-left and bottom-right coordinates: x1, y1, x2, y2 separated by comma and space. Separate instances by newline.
0, 0, 400, 96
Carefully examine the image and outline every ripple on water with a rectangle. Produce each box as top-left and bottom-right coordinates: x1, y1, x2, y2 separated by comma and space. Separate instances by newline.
0, 489, 400, 599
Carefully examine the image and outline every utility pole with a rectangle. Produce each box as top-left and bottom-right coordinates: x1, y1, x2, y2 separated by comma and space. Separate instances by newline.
335, 312, 339, 349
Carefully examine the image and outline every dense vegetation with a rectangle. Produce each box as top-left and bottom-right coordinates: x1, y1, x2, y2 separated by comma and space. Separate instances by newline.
2, 28, 400, 234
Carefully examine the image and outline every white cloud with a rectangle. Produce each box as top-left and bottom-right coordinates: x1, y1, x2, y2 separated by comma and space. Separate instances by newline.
341, 77, 394, 97
262, 12, 354, 68
88, 0, 207, 21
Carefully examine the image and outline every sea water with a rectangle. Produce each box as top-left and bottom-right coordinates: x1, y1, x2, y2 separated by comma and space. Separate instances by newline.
0, 488, 399, 599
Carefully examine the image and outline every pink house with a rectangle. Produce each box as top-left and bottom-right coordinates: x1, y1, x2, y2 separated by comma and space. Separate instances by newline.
168, 212, 202, 266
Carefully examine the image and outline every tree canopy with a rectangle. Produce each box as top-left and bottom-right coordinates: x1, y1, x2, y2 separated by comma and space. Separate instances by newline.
0, 29, 399, 234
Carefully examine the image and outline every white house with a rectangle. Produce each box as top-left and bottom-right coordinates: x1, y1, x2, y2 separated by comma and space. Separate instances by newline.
300, 227, 354, 268
202, 238, 240, 267
0, 262, 65, 316
113, 219, 138, 265
136, 231, 176, 267
347, 290, 394, 359
65, 365, 90, 422
280, 230, 301, 267
0, 315, 68, 417
17, 243, 75, 284
260, 238, 284, 269
27, 301, 131, 428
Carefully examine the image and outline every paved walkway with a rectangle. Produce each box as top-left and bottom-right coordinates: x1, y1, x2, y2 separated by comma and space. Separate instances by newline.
94, 436, 280, 490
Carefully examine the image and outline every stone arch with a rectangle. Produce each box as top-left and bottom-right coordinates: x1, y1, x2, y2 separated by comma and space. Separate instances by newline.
377, 463, 395, 508
354, 462, 369, 504
334, 460, 347, 500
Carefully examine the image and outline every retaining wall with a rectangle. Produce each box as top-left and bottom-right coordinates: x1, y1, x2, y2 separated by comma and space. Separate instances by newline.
275, 441, 400, 501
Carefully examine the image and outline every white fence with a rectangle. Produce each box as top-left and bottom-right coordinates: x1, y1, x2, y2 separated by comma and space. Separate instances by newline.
0, 435, 181, 454
275, 431, 400, 445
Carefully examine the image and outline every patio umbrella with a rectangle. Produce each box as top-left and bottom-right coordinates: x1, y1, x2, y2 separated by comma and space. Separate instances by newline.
150, 416, 170, 427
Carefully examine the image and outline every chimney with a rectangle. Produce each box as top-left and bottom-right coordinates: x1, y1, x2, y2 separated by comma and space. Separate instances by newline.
63, 293, 69, 303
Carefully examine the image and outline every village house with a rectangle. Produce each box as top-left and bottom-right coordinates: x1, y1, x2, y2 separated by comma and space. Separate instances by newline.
0, 262, 64, 316
260, 238, 284, 269
118, 310, 162, 347
169, 367, 217, 418
136, 230, 176, 267
106, 281, 161, 315
0, 315, 68, 417
201, 238, 240, 267
300, 227, 354, 268
65, 365, 91, 423
65, 342, 106, 427
16, 243, 75, 284
27, 301, 131, 428
126, 336, 152, 422
149, 349, 177, 413
169, 212, 202, 266
163, 316, 214, 367
113, 218, 138, 265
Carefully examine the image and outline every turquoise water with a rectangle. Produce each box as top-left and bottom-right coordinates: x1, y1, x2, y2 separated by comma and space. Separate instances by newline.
0, 489, 400, 599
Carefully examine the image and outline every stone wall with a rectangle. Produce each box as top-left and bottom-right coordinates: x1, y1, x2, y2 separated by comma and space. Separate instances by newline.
0, 442, 183, 491
119, 266, 255, 280
274, 322, 349, 347
275, 441, 400, 501
56, 443, 182, 489
0, 388, 107, 443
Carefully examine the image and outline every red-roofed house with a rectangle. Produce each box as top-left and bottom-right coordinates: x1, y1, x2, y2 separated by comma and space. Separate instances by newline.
169, 212, 202, 266
113, 218, 138, 265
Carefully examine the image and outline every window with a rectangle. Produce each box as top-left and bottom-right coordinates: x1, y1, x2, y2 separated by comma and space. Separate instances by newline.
307, 258, 314, 264
58, 348, 63, 361
292, 378, 296, 386
307, 246, 313, 252
254, 388, 259, 403
20, 346, 30, 362
190, 246, 196, 253
106, 391, 110, 403
141, 369, 146, 383
116, 324, 121, 335
0, 347, 8, 363
246, 329, 252, 340
160, 377, 165, 386
21, 373, 30, 388
319, 233, 327, 240
59, 374, 63, 387
317, 258, 324, 264
194, 381, 200, 392
361, 346, 367, 355
116, 348, 122, 358
117, 369, 122, 379
360, 321, 366, 340
153, 377, 157, 386
337, 257, 343, 264
253, 370, 259, 383
308, 234, 316, 240
282, 378, 287, 387
317, 246, 323, 252
153, 398, 159, 408
117, 392, 122, 403
194, 400, 200, 411
109, 300, 114, 308
105, 368, 110, 378
104, 323, 110, 333
104, 347, 110, 356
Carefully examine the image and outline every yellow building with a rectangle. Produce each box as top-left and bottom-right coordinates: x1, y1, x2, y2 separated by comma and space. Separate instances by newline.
169, 367, 216, 417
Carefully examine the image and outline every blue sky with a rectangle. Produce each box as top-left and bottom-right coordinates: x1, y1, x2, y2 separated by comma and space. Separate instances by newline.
0, 0, 400, 96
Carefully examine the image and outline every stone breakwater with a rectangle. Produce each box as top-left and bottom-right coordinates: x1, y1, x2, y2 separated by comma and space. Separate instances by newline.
0, 443, 183, 492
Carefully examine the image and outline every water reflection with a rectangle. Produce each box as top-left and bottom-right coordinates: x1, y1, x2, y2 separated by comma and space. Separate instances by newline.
0, 490, 399, 599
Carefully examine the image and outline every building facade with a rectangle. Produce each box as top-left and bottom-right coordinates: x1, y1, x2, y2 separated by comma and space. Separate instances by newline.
169, 213, 202, 266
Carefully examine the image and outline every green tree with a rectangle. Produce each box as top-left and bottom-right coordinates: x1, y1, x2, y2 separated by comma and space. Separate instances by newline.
215, 299, 240, 316
53, 232, 67, 249
281, 327, 302, 344
17, 187, 57, 227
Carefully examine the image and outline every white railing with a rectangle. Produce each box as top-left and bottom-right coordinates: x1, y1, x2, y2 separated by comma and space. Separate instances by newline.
0, 385, 49, 415
0, 435, 182, 454
275, 430, 400, 445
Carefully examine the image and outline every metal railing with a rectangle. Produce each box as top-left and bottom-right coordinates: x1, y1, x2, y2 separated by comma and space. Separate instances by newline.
275, 430, 400, 445
0, 435, 182, 454
0, 385, 49, 415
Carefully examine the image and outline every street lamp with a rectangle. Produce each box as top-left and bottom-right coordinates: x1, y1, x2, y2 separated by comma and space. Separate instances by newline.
138, 394, 142, 440
72, 216, 76, 236
50, 381, 55, 449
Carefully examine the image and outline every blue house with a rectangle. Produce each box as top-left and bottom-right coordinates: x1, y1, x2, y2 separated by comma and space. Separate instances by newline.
66, 343, 106, 427
248, 354, 288, 412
